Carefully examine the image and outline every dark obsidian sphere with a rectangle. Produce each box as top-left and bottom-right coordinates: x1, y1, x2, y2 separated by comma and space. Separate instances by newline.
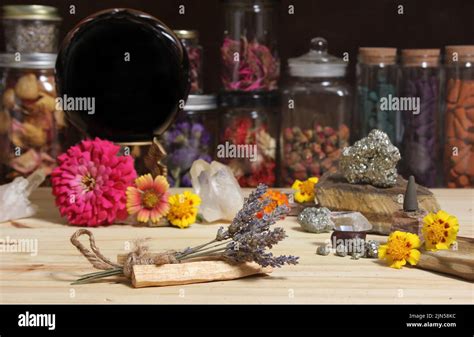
56, 8, 190, 142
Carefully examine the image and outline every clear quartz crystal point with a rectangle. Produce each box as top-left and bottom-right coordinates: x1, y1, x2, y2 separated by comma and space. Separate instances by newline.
0, 169, 46, 223
190, 160, 244, 222
330, 211, 373, 232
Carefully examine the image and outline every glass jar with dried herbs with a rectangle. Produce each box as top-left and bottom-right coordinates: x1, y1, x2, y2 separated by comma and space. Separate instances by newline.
1, 5, 62, 53
399, 49, 442, 188
174, 30, 204, 94
0, 53, 66, 184
443, 45, 474, 188
280, 37, 352, 186
221, 0, 280, 92
354, 47, 400, 144
219, 92, 279, 187
162, 94, 218, 187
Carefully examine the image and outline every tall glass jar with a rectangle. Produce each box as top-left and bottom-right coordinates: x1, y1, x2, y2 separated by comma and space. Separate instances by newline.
219, 92, 279, 187
399, 49, 442, 188
221, 0, 279, 92
355, 47, 400, 144
174, 30, 203, 94
280, 37, 351, 186
0, 53, 64, 184
443, 45, 474, 188
1, 5, 62, 53
162, 95, 218, 187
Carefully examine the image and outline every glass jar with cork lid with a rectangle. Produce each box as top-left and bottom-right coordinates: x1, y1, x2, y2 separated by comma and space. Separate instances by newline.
399, 49, 442, 188
1, 5, 62, 53
443, 45, 474, 188
280, 37, 352, 186
355, 47, 400, 144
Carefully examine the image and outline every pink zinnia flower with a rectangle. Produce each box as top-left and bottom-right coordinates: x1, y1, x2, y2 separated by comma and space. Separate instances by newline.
126, 174, 170, 224
51, 138, 136, 226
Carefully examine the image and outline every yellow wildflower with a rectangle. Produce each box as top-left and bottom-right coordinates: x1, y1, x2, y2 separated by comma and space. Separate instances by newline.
378, 231, 421, 269
291, 177, 319, 203
422, 210, 459, 251
167, 191, 201, 229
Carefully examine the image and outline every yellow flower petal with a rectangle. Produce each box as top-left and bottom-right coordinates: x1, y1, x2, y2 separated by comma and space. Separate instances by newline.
308, 177, 319, 184
406, 232, 421, 249
390, 259, 406, 269
406, 249, 420, 266
436, 210, 450, 222
378, 244, 388, 259
291, 180, 303, 190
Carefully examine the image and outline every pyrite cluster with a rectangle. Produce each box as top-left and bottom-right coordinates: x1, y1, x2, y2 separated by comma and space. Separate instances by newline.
339, 129, 401, 188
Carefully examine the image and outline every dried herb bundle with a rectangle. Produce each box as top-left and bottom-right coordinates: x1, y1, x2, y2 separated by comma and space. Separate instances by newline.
73, 184, 298, 284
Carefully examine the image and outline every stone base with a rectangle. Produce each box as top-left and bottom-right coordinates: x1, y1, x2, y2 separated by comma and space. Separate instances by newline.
391, 210, 427, 239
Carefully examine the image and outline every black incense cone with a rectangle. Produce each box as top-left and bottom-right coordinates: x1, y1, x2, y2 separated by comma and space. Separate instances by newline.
403, 176, 419, 212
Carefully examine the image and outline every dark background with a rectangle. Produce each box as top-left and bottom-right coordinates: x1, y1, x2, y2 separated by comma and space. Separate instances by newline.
2, 0, 474, 92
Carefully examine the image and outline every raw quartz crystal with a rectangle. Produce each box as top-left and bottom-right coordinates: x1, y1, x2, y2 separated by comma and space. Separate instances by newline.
339, 129, 401, 187
0, 169, 45, 223
330, 211, 373, 232
190, 159, 244, 222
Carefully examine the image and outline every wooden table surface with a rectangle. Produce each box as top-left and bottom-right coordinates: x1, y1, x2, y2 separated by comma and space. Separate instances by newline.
0, 188, 473, 304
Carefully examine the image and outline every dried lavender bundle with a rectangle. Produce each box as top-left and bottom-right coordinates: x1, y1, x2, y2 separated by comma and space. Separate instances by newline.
72, 184, 298, 284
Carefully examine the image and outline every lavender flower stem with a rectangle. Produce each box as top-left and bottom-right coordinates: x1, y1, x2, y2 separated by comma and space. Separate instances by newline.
179, 247, 228, 261
178, 243, 229, 260
175, 239, 219, 259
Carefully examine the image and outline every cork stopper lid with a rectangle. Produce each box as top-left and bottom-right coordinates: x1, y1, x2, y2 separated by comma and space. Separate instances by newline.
401, 49, 440, 67
445, 45, 474, 63
358, 47, 397, 65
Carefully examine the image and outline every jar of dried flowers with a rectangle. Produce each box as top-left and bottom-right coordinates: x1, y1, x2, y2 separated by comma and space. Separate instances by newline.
174, 30, 204, 94
162, 94, 218, 187
221, 0, 280, 92
280, 37, 352, 186
219, 91, 279, 187
0, 53, 67, 184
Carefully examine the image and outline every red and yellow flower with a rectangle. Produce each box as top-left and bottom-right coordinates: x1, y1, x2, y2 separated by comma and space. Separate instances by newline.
126, 174, 170, 224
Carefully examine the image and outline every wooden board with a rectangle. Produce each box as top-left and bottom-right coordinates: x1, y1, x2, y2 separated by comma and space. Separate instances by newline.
417, 237, 474, 281
316, 172, 441, 234
0, 187, 473, 304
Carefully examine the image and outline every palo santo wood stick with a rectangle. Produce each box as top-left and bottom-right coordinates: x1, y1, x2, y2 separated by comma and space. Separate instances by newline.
416, 237, 474, 281
128, 260, 272, 288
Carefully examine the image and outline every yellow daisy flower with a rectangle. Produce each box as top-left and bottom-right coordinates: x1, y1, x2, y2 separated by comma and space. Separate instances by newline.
378, 231, 421, 269
167, 191, 201, 229
291, 177, 319, 203
422, 210, 459, 251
